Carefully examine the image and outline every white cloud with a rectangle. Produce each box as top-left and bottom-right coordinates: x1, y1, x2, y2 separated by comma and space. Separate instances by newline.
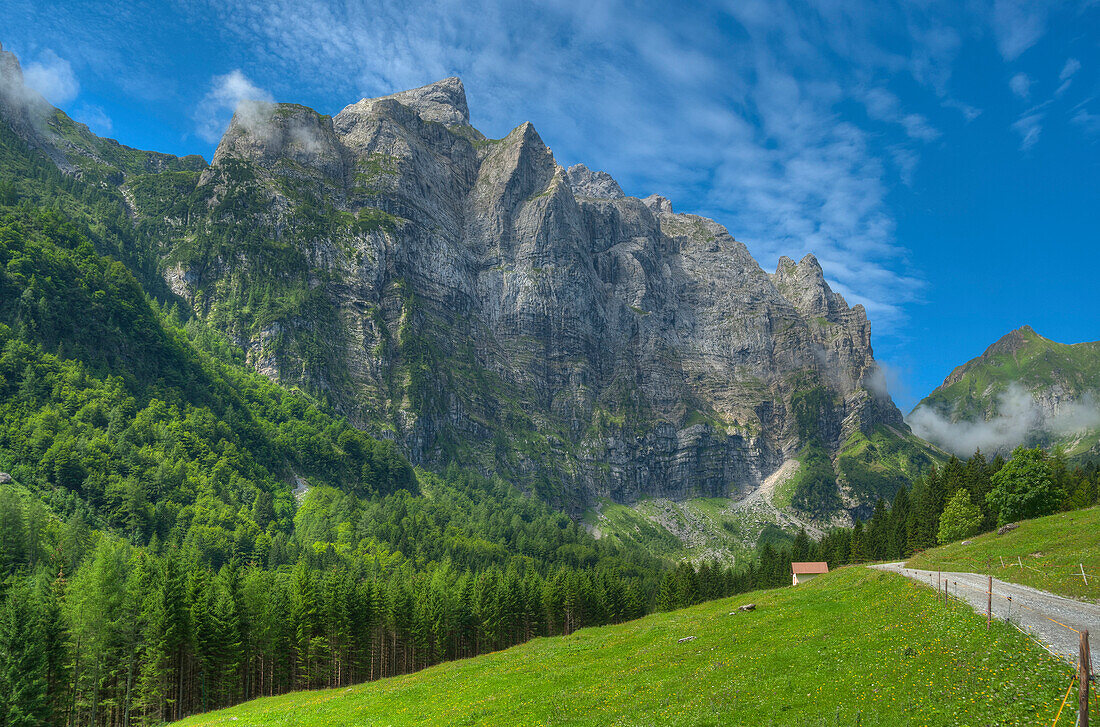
1059, 58, 1081, 81
1009, 72, 1031, 99
1071, 107, 1100, 135
22, 49, 79, 105
989, 0, 1052, 60
909, 384, 1100, 456
1055, 58, 1081, 96
1012, 112, 1043, 150
943, 98, 982, 121
863, 87, 941, 141
193, 69, 274, 143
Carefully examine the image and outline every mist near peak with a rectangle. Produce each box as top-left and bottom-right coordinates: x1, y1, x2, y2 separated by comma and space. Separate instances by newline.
908, 383, 1100, 456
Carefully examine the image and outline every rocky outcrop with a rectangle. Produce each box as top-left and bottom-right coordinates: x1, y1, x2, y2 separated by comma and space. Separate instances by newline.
566, 163, 625, 199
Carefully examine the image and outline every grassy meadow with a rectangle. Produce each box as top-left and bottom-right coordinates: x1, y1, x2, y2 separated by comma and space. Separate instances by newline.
906, 506, 1099, 602
175, 567, 1074, 727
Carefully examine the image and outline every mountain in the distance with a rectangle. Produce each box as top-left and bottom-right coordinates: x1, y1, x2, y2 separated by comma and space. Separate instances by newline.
0, 42, 936, 523
909, 325, 1100, 459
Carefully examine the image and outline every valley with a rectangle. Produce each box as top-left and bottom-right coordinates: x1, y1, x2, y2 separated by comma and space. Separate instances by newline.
0, 13, 1098, 726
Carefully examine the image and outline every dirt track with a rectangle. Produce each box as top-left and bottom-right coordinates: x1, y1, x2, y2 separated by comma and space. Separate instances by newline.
872, 562, 1100, 667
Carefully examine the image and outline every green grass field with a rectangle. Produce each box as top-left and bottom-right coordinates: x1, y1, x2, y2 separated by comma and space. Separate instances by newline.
175, 568, 1076, 726
906, 506, 1100, 603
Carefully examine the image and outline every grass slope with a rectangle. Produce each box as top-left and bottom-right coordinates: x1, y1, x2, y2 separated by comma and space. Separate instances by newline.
176, 568, 1072, 727
836, 425, 945, 506
906, 506, 1100, 602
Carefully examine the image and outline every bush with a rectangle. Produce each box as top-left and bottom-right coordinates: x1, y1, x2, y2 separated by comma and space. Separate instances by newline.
986, 447, 1062, 527
937, 489, 982, 544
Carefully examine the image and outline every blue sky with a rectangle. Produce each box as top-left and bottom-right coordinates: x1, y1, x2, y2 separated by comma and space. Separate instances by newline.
4, 0, 1099, 410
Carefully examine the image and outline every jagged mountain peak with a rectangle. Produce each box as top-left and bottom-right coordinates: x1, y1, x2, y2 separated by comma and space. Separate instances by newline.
210, 101, 342, 177
0, 41, 53, 148
772, 252, 847, 320
0, 41, 24, 85
775, 253, 823, 277
642, 194, 674, 215
345, 76, 470, 127
979, 325, 1043, 359
565, 163, 625, 200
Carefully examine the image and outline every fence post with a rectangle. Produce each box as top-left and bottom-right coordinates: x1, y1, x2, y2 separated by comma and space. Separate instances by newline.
987, 575, 992, 629
1081, 629, 1090, 727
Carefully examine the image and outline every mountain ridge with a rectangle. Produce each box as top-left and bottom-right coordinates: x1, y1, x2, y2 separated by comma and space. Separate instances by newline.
0, 51, 933, 522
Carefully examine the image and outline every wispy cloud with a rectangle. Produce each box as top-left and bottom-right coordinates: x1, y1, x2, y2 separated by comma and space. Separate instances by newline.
1060, 58, 1081, 81
1071, 106, 1100, 135
1012, 111, 1044, 150
22, 49, 79, 105
1055, 57, 1080, 96
989, 0, 1054, 60
194, 69, 273, 143
909, 383, 1100, 455
1009, 72, 1031, 99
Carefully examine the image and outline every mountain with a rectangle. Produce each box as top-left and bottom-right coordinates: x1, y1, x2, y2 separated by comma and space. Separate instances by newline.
909, 326, 1100, 458
0, 43, 933, 527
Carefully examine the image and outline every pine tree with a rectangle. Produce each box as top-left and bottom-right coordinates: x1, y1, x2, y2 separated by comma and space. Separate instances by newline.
0, 577, 51, 727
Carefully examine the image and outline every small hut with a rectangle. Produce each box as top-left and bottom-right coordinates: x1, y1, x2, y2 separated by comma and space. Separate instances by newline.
791, 561, 829, 586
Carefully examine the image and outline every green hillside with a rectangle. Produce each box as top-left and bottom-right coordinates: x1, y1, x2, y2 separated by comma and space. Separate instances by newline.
175, 567, 1072, 727
911, 326, 1100, 458
907, 506, 1100, 602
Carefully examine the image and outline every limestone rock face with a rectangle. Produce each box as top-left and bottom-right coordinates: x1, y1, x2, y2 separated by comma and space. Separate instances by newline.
0, 62, 911, 513
184, 77, 909, 510
566, 164, 625, 199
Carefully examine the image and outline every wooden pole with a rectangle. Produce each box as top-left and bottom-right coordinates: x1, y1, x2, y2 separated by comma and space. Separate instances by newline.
987, 575, 992, 628
1080, 629, 1090, 727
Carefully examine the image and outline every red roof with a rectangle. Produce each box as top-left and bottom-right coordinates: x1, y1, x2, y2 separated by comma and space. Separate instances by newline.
791, 561, 829, 574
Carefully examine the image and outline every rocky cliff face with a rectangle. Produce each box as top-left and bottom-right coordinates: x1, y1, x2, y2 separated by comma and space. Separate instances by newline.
0, 55, 915, 514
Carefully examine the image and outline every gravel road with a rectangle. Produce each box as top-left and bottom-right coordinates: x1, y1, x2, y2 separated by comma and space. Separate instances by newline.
872, 562, 1100, 667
